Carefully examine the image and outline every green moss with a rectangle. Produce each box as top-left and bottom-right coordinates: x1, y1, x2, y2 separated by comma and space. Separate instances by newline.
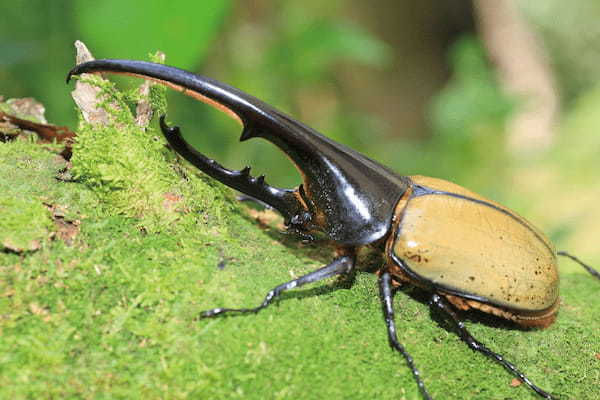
148, 51, 168, 117
148, 84, 168, 117
70, 75, 231, 232
1, 78, 598, 399
0, 101, 11, 114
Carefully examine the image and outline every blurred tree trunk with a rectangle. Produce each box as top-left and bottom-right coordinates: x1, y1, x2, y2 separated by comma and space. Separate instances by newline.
474, 0, 559, 155
345, 0, 474, 139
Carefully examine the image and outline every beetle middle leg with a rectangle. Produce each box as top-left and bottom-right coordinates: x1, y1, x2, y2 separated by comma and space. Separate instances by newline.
200, 254, 356, 318
429, 294, 556, 400
378, 270, 432, 400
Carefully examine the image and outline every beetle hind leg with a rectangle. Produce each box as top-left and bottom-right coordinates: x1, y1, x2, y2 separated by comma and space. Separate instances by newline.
378, 271, 432, 400
429, 294, 556, 400
200, 254, 355, 318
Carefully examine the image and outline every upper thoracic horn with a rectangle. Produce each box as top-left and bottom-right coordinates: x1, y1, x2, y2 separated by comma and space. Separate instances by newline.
67, 60, 409, 245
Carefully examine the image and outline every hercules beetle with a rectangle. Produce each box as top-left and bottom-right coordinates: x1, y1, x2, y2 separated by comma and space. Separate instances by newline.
67, 60, 600, 399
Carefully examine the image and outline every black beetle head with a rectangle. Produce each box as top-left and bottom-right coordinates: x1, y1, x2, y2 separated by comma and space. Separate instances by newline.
67, 60, 409, 246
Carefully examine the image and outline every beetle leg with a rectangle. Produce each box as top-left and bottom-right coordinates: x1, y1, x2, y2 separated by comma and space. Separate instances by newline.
378, 271, 432, 400
160, 116, 307, 226
200, 254, 355, 318
429, 294, 556, 400
237, 190, 318, 242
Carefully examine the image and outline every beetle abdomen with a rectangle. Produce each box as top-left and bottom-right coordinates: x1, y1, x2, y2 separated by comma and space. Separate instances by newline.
389, 176, 559, 319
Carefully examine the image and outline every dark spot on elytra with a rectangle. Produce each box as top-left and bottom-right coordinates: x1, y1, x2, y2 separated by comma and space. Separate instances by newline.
407, 254, 422, 262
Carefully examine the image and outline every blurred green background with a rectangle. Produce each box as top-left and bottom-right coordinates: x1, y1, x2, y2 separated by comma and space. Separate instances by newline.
2, 0, 600, 256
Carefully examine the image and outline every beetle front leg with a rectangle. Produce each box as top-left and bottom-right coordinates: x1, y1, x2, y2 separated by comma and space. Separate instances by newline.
429, 294, 556, 400
378, 271, 432, 400
200, 254, 355, 318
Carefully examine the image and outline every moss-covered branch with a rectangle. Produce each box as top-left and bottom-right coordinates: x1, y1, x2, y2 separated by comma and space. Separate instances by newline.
0, 58, 598, 400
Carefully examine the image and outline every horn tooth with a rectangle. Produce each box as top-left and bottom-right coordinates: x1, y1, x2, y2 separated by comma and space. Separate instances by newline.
240, 166, 251, 176
240, 126, 254, 141
256, 175, 265, 185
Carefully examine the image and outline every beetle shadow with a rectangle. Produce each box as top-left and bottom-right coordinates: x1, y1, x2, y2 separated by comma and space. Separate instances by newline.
201, 283, 351, 322
206, 248, 386, 319
232, 200, 334, 264
395, 286, 535, 333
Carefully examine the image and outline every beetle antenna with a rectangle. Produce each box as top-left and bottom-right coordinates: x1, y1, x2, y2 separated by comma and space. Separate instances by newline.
557, 251, 600, 280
